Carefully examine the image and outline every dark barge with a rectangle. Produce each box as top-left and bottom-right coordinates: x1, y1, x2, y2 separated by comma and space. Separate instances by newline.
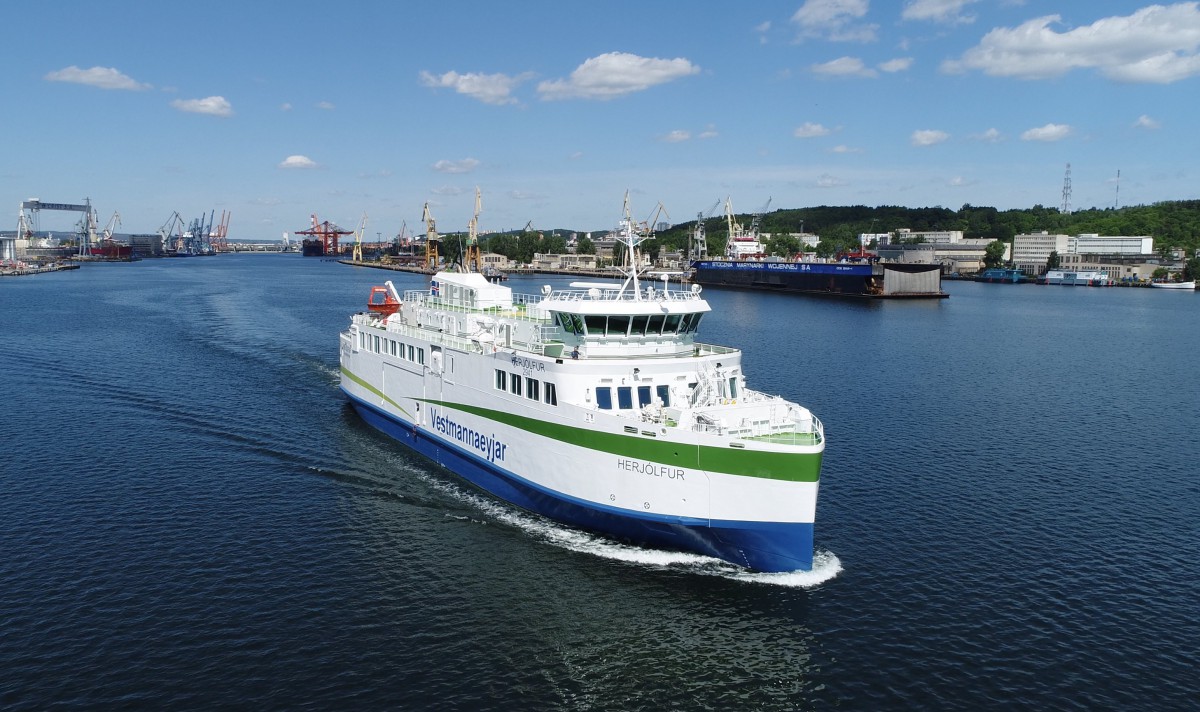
690, 260, 947, 299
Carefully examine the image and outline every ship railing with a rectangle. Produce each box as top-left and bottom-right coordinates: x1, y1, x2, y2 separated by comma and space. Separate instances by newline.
689, 402, 824, 446
402, 290, 550, 320
692, 342, 739, 356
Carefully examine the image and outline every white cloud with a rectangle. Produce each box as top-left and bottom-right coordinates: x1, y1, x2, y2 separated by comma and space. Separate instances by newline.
432, 158, 481, 174
1133, 114, 1161, 129
973, 127, 1004, 142
948, 175, 976, 186
911, 129, 950, 146
509, 190, 546, 200
280, 102, 293, 111
170, 96, 233, 117
538, 52, 700, 100
568, 151, 584, 160
756, 20, 772, 33
794, 122, 832, 138
879, 57, 914, 72
660, 130, 692, 143
697, 125, 719, 139
816, 173, 847, 188
942, 4, 1200, 83
316, 101, 335, 110
432, 186, 464, 196
792, 0, 878, 42
44, 65, 151, 91
829, 144, 862, 153
812, 56, 877, 78
278, 155, 318, 169
902, 0, 980, 24
1021, 123, 1072, 141
419, 70, 530, 105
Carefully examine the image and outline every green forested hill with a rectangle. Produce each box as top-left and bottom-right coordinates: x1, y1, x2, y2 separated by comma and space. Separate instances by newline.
650, 200, 1200, 258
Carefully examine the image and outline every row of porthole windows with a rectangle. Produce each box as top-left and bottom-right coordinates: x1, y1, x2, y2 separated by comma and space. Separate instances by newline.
495, 369, 558, 406
595, 385, 671, 411
553, 311, 703, 338
361, 330, 425, 365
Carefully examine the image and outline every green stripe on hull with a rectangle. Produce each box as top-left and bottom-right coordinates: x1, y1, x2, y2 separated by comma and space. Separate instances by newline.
423, 399, 821, 483
340, 366, 413, 419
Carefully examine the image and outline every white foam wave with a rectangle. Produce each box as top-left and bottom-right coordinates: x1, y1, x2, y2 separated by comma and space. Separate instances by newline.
422, 472, 842, 586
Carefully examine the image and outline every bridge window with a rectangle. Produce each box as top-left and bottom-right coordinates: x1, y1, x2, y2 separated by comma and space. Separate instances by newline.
596, 387, 612, 410
646, 314, 665, 335
630, 315, 648, 336
637, 385, 652, 407
664, 314, 682, 333
656, 385, 670, 406
584, 315, 607, 335
607, 314, 630, 336
617, 387, 633, 409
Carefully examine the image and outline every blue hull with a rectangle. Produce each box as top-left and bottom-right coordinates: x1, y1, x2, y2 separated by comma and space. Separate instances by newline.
343, 390, 814, 572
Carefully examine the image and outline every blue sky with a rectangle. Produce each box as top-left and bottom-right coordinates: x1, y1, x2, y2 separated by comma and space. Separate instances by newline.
4, 1, 1198, 239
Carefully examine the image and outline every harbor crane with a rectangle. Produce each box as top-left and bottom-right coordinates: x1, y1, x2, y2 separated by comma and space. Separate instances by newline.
464, 187, 482, 273
422, 202, 440, 269
158, 211, 186, 253
210, 211, 231, 252
691, 198, 721, 261
748, 197, 772, 238
295, 214, 352, 255
352, 213, 368, 261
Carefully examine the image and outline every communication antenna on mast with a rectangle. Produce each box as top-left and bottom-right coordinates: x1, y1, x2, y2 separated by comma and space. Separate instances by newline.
1061, 163, 1072, 215
1114, 169, 1121, 209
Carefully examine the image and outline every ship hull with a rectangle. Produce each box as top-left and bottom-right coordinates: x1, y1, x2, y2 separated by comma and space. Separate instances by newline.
692, 260, 946, 298
344, 389, 815, 571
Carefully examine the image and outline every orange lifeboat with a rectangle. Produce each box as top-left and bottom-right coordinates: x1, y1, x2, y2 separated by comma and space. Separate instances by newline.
367, 286, 401, 316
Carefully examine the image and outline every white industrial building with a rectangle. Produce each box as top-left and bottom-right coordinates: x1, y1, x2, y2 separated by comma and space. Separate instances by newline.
1014, 232, 1156, 275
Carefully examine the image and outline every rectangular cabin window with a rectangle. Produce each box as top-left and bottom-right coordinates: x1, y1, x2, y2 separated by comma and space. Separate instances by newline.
630, 315, 649, 336
511, 374, 523, 397
637, 385, 652, 407
656, 385, 670, 407
495, 370, 507, 391
584, 314, 607, 336
359, 331, 365, 349
544, 383, 557, 406
373, 335, 381, 352
526, 379, 540, 402
390, 341, 398, 357
617, 387, 633, 410
407, 344, 415, 361
607, 314, 630, 336
596, 387, 613, 410
728, 377, 738, 400
417, 348, 425, 365
663, 314, 682, 333
646, 314, 665, 335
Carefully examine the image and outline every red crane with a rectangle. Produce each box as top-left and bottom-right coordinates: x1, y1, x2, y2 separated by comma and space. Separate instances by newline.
294, 213, 352, 255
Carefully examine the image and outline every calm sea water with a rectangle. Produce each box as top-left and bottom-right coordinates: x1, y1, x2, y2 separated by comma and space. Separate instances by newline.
2, 255, 1197, 710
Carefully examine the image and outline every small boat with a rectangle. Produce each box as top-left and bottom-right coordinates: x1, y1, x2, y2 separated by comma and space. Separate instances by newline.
974, 268, 1025, 284
1150, 280, 1196, 290
1038, 269, 1112, 286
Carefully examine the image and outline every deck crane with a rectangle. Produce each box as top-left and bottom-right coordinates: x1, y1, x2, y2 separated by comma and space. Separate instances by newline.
422, 202, 440, 269
691, 198, 721, 261
464, 187, 482, 272
352, 213, 368, 261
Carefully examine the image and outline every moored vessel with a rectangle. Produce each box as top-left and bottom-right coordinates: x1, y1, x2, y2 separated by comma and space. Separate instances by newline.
1038, 269, 1112, 286
1150, 279, 1196, 290
339, 196, 826, 572
975, 267, 1026, 283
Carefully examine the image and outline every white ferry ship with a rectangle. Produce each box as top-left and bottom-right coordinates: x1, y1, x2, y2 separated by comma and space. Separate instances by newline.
339, 200, 825, 572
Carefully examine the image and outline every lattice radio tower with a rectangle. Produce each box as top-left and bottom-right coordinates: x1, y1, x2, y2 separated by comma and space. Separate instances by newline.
1060, 163, 1072, 215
